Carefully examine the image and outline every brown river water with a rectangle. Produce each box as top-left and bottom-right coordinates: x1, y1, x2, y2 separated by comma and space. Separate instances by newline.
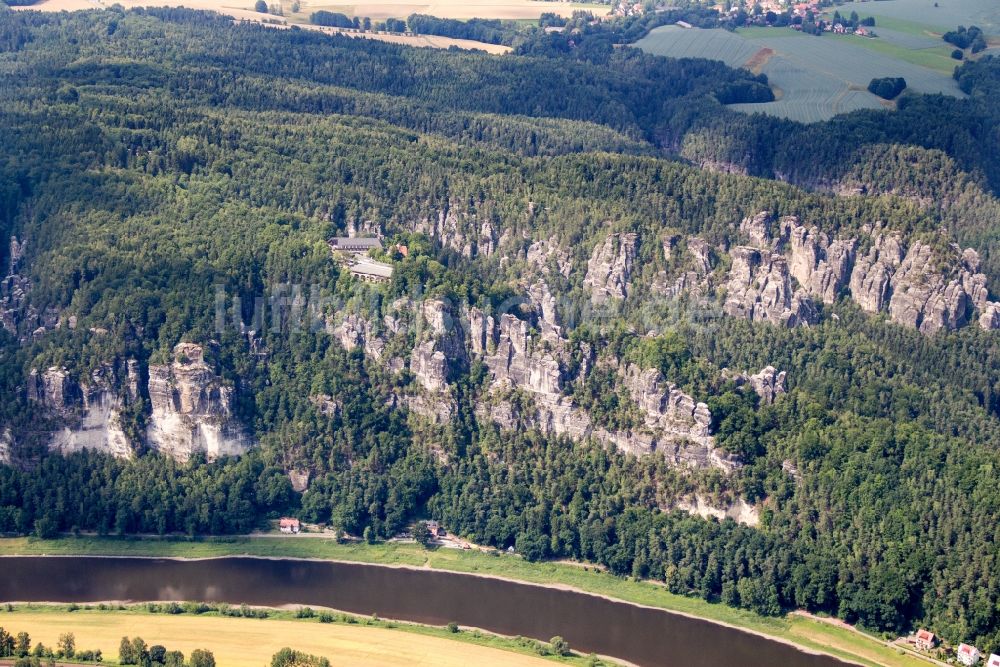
0, 556, 854, 667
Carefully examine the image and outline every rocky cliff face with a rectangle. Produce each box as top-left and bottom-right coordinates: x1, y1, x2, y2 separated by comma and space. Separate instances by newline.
331, 313, 386, 360
413, 203, 502, 259
1, 236, 60, 339
575, 213, 996, 334
584, 232, 638, 304
472, 309, 734, 469
744, 366, 786, 405
405, 299, 464, 423
724, 246, 817, 327
676, 495, 760, 527
0, 429, 12, 465
28, 363, 137, 458
146, 343, 250, 461
787, 224, 856, 304
887, 242, 969, 334
676, 213, 998, 334
981, 302, 1000, 330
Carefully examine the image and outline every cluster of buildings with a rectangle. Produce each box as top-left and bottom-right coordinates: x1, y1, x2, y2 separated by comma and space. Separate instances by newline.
913, 629, 995, 666
328, 236, 396, 283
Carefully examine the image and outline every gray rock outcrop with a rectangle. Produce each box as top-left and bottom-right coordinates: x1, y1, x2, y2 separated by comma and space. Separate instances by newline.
722, 213, 997, 334
747, 366, 786, 405
0, 429, 12, 465
740, 211, 777, 250
786, 221, 856, 304
29, 364, 135, 458
525, 239, 572, 278
980, 302, 1000, 330
414, 204, 497, 258
405, 299, 463, 423
687, 238, 713, 275
472, 309, 733, 470
724, 247, 817, 327
584, 233, 638, 303
849, 232, 904, 314
410, 341, 449, 393
146, 342, 251, 461
331, 313, 385, 360
888, 241, 969, 334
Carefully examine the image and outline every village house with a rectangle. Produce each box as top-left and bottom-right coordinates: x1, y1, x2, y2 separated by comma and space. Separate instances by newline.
987, 653, 1000, 667
915, 629, 937, 651
426, 520, 447, 538
279, 517, 300, 534
958, 644, 982, 666
914, 628, 937, 650
854, 26, 869, 37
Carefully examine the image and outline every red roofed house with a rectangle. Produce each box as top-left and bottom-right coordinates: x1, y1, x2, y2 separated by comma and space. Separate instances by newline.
279, 517, 301, 534
957, 644, 982, 666
915, 629, 937, 651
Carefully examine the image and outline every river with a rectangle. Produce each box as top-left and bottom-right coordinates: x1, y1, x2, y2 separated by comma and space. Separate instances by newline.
0, 556, 854, 667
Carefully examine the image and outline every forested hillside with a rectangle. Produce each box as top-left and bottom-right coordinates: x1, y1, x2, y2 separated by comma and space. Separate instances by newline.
2, 5, 1000, 653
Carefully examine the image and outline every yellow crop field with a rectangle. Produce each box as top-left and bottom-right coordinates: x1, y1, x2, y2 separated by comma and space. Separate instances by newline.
12, 0, 609, 22
1, 610, 557, 667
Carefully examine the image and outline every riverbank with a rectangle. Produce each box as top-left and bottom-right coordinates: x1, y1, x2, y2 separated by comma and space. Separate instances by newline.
0, 604, 595, 666
0, 536, 926, 667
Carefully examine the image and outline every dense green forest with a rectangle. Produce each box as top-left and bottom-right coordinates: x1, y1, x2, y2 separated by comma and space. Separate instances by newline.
1, 5, 1000, 655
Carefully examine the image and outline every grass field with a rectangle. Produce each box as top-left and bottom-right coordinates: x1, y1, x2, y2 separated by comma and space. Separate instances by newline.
0, 536, 934, 667
0, 606, 580, 666
825, 33, 958, 74
635, 24, 962, 122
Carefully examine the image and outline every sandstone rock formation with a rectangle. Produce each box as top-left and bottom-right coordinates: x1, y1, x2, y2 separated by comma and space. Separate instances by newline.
687, 238, 713, 275
584, 233, 637, 304
981, 302, 1000, 330
740, 211, 777, 250
525, 239, 572, 278
786, 222, 856, 304
410, 341, 449, 393
676, 495, 760, 527
472, 309, 734, 469
29, 364, 135, 458
146, 343, 250, 461
746, 366, 786, 405
331, 313, 385, 360
723, 247, 816, 327
888, 242, 969, 334
0, 429, 12, 465
414, 204, 498, 258
849, 232, 904, 314
405, 299, 463, 423
723, 213, 997, 334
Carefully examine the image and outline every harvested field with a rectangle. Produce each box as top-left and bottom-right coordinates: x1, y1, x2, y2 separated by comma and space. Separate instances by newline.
10, 0, 515, 52
1, 609, 558, 667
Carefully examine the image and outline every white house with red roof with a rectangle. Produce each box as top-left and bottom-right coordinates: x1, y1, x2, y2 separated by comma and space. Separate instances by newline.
914, 629, 937, 651
957, 643, 982, 666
